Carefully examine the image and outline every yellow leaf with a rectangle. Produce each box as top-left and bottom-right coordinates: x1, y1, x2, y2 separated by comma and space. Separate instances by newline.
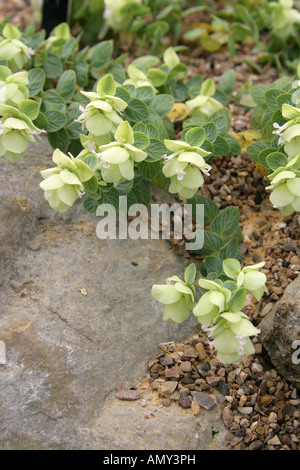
229, 130, 262, 151
256, 163, 269, 176
167, 103, 190, 123
193, 22, 214, 33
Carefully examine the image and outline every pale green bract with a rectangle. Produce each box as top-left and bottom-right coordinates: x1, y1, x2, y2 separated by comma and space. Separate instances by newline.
269, 0, 300, 40
163, 47, 180, 70
0, 66, 29, 106
269, 94, 300, 215
123, 64, 158, 93
151, 265, 196, 323
0, 66, 43, 161
186, 78, 224, 119
193, 280, 232, 327
207, 312, 260, 364
0, 104, 42, 162
44, 22, 71, 55
39, 149, 94, 213
76, 74, 128, 138
104, 0, 142, 32
162, 139, 212, 200
223, 258, 268, 301
84, 121, 147, 185
193, 277, 261, 364
266, 154, 300, 216
0, 24, 34, 72
272, 103, 300, 147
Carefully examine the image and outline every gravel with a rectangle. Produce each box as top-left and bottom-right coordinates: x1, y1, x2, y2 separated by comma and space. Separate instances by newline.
137, 332, 300, 450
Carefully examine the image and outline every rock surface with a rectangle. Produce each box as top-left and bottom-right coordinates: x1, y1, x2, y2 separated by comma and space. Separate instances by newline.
259, 275, 300, 386
0, 138, 228, 450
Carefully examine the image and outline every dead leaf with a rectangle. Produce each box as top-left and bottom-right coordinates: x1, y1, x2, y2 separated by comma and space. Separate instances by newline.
167, 103, 190, 123
229, 130, 262, 151
256, 163, 269, 176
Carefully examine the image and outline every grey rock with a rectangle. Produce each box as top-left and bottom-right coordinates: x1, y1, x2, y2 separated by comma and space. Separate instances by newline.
191, 391, 217, 410
218, 380, 229, 396
259, 275, 300, 386
92, 392, 227, 450
0, 139, 228, 450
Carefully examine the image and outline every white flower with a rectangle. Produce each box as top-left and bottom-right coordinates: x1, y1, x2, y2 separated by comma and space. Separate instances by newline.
202, 325, 217, 337
235, 335, 247, 346
201, 165, 212, 176
238, 346, 246, 356
175, 169, 187, 181
87, 141, 96, 152
102, 160, 110, 169
25, 47, 35, 59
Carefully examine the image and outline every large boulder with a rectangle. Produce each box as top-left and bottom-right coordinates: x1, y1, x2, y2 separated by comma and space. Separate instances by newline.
259, 275, 300, 386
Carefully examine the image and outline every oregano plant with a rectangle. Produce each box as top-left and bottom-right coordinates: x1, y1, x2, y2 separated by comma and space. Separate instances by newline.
0, 18, 271, 367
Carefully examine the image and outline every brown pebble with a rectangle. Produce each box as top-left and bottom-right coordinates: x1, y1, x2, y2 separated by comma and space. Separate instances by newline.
206, 376, 220, 387
222, 406, 233, 426
239, 395, 247, 407
195, 342, 207, 360
267, 435, 281, 446
191, 401, 200, 416
259, 395, 273, 407
165, 365, 182, 378
237, 406, 253, 415
248, 439, 264, 451
158, 381, 177, 395
179, 392, 192, 409
116, 388, 141, 401
232, 443, 244, 450
161, 397, 172, 407
180, 361, 192, 373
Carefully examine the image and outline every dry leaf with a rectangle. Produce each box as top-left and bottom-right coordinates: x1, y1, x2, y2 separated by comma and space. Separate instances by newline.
256, 163, 269, 176
167, 103, 190, 123
229, 130, 262, 151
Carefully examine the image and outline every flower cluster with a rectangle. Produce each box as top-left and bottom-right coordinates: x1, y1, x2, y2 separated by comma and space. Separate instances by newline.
0, 67, 29, 106
78, 121, 147, 185
0, 66, 44, 161
272, 102, 300, 147
104, 0, 142, 32
266, 154, 300, 215
152, 264, 196, 323
124, 64, 158, 93
162, 139, 212, 200
76, 74, 127, 141
222, 258, 268, 301
193, 276, 262, 364
0, 24, 34, 72
44, 22, 71, 56
40, 149, 94, 213
202, 309, 260, 365
186, 78, 223, 119
152, 260, 267, 364
269, 0, 300, 40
